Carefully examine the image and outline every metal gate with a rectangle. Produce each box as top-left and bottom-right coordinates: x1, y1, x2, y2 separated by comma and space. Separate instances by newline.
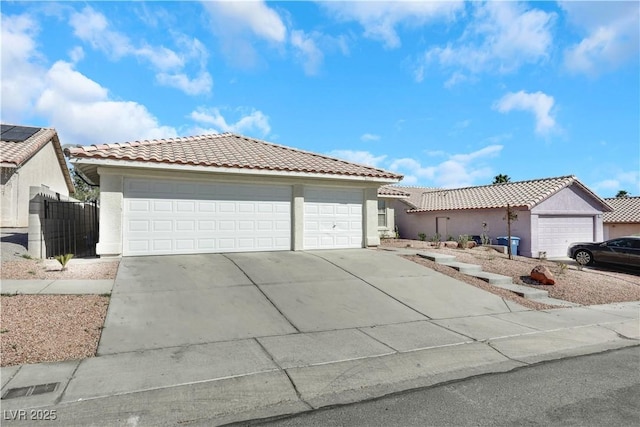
43, 200, 99, 258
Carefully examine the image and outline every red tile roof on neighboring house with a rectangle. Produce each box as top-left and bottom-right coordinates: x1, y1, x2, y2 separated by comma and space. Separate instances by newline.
386, 186, 440, 209
400, 176, 611, 212
603, 197, 640, 223
377, 186, 411, 198
1, 126, 74, 193
67, 133, 402, 180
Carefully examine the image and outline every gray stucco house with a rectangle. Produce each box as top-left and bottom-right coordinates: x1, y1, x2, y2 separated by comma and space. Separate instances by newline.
386, 176, 612, 258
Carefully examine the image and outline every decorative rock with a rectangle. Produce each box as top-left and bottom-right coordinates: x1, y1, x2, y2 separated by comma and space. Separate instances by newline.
530, 265, 555, 285
444, 241, 458, 249
466, 241, 477, 249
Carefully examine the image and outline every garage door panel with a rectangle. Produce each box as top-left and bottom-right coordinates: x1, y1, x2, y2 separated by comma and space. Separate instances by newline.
123, 179, 291, 256
538, 216, 594, 257
304, 187, 363, 250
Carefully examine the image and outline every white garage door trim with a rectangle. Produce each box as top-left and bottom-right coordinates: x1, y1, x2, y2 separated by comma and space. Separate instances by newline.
123, 178, 291, 256
538, 215, 594, 258
304, 187, 363, 250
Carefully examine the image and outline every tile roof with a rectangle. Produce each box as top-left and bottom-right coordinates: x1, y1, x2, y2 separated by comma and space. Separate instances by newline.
387, 186, 440, 209
2, 127, 53, 166
377, 186, 411, 198
404, 176, 611, 212
1, 126, 74, 193
603, 197, 640, 223
66, 133, 402, 181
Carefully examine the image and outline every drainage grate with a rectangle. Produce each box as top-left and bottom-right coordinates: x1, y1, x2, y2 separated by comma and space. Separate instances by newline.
1, 383, 59, 400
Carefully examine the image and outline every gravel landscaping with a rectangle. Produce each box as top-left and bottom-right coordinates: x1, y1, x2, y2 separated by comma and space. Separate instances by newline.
1, 241, 118, 366
381, 239, 640, 307
1, 294, 109, 367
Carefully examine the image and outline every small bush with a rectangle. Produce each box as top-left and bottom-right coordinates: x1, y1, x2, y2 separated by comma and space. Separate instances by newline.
556, 262, 568, 276
457, 234, 469, 249
54, 253, 74, 271
418, 233, 427, 241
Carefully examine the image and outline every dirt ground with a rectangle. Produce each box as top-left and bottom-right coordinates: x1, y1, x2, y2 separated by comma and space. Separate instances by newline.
381, 239, 640, 306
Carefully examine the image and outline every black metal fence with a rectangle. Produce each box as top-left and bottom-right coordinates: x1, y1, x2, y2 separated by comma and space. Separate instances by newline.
42, 200, 99, 258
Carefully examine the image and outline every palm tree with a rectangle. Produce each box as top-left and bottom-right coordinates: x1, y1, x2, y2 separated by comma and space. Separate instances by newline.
493, 174, 511, 184
615, 190, 630, 198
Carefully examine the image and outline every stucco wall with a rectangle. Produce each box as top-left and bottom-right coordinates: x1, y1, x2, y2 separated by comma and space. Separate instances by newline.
531, 185, 603, 215
94, 165, 383, 256
604, 223, 640, 240
377, 198, 396, 238
1, 142, 70, 227
391, 199, 530, 252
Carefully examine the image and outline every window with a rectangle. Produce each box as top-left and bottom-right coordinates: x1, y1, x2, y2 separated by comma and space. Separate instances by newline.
378, 200, 387, 227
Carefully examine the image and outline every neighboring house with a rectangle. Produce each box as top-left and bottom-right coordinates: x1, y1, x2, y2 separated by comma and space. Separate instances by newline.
388, 176, 612, 258
376, 186, 410, 238
66, 133, 402, 257
1, 125, 74, 227
603, 197, 640, 240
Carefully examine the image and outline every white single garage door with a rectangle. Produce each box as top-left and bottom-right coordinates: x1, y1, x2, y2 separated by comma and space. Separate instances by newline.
123, 178, 291, 256
538, 216, 594, 257
304, 187, 363, 250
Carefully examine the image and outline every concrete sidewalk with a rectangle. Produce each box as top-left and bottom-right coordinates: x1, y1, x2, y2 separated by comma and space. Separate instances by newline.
1, 279, 114, 295
1, 301, 638, 426
1, 249, 638, 426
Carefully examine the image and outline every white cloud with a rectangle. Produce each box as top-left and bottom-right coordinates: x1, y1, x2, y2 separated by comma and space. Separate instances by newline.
156, 72, 213, 96
592, 170, 640, 196
290, 30, 324, 76
390, 145, 503, 188
190, 107, 271, 137
69, 7, 132, 60
68, 6, 211, 95
202, 1, 286, 43
322, 1, 463, 49
361, 133, 380, 142
327, 150, 386, 168
0, 13, 46, 122
493, 90, 557, 135
68, 46, 84, 63
418, 2, 555, 84
201, 0, 286, 68
35, 61, 177, 145
561, 1, 639, 76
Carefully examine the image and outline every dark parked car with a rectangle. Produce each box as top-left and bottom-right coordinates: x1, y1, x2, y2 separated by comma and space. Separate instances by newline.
567, 236, 640, 267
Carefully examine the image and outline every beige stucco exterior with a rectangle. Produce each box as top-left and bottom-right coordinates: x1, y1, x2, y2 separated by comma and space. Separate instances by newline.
94, 165, 384, 257
377, 197, 398, 238
1, 141, 70, 227
604, 223, 640, 240
392, 185, 606, 258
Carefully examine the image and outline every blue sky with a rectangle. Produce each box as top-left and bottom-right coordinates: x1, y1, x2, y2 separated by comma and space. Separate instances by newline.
1, 1, 638, 196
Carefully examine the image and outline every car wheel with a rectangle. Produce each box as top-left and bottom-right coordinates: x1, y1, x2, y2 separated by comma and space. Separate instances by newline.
574, 249, 593, 266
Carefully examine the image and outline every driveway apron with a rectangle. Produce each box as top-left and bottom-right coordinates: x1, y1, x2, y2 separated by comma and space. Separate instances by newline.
98, 250, 520, 355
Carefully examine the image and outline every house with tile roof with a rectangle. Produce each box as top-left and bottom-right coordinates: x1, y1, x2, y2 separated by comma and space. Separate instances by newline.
376, 186, 411, 238
1, 125, 74, 227
603, 196, 640, 239
387, 176, 612, 258
66, 132, 402, 257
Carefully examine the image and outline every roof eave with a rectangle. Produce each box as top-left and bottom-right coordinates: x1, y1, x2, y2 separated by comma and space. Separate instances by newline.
69, 157, 402, 184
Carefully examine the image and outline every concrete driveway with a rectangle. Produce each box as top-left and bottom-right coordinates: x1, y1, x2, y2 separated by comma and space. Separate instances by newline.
98, 249, 520, 355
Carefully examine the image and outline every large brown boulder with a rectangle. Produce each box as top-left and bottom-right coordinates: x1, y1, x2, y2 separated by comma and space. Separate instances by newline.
466, 241, 477, 249
530, 265, 555, 285
444, 241, 458, 248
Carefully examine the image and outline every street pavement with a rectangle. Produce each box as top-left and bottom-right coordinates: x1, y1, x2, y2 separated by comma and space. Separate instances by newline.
1, 249, 638, 426
253, 346, 640, 427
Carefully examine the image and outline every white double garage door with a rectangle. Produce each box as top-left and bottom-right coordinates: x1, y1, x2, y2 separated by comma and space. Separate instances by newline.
123, 178, 363, 256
